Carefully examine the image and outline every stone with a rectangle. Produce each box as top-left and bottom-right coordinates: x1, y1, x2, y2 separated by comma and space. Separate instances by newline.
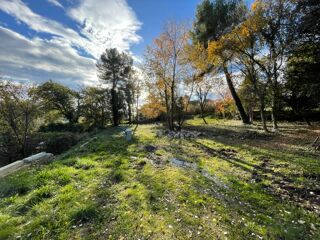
0, 160, 25, 178
23, 152, 54, 164
156, 129, 205, 139
124, 129, 132, 141
0, 152, 54, 178
144, 145, 157, 152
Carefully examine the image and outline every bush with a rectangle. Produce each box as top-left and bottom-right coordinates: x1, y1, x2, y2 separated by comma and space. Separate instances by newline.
0, 133, 22, 166
42, 132, 83, 155
39, 122, 86, 133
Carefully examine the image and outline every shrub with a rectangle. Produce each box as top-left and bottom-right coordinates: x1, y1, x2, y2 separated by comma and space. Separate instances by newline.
43, 132, 82, 155
0, 133, 22, 166
39, 122, 86, 133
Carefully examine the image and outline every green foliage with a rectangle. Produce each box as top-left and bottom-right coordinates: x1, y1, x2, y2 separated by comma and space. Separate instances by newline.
284, 43, 320, 120
296, 0, 320, 44
35, 132, 83, 155
96, 48, 133, 126
191, 0, 246, 47
34, 80, 80, 123
81, 87, 111, 128
0, 81, 41, 158
39, 122, 86, 133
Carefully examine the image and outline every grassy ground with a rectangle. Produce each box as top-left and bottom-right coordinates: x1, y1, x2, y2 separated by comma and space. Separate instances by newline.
0, 118, 319, 239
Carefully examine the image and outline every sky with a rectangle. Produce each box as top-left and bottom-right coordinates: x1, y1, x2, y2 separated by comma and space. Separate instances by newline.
0, 0, 254, 88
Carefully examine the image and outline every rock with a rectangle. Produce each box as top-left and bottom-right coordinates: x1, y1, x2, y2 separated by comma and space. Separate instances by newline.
23, 152, 54, 164
0, 160, 25, 178
157, 130, 205, 139
0, 152, 54, 178
144, 145, 157, 152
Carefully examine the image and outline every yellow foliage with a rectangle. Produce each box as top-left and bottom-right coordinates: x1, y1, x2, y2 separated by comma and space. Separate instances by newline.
207, 39, 225, 65
184, 43, 208, 71
140, 93, 166, 119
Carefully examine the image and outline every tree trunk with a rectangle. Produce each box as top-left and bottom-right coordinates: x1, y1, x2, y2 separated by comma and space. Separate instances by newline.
199, 103, 207, 124
170, 85, 175, 131
111, 89, 119, 126
164, 87, 172, 130
271, 92, 278, 131
303, 116, 311, 126
259, 96, 269, 132
136, 94, 139, 123
22, 111, 29, 157
128, 103, 132, 124
223, 64, 251, 124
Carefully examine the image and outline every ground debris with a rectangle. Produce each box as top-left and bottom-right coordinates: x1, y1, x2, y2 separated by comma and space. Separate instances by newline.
252, 156, 320, 214
156, 129, 205, 139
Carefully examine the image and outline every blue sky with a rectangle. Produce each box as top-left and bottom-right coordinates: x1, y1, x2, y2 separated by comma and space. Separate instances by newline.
0, 0, 254, 88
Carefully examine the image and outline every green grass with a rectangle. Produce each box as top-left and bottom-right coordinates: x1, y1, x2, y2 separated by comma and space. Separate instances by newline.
0, 120, 319, 239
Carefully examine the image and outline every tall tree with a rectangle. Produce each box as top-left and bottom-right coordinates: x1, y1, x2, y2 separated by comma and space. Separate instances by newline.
192, 0, 251, 124
96, 48, 133, 126
284, 43, 320, 125
295, 0, 320, 47
144, 22, 190, 130
123, 79, 135, 124
220, 12, 270, 131
281, 0, 320, 125
249, 0, 297, 131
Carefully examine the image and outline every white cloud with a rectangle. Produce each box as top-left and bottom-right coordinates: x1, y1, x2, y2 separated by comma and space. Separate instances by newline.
0, 26, 97, 88
47, 0, 64, 9
0, 0, 142, 87
68, 0, 142, 55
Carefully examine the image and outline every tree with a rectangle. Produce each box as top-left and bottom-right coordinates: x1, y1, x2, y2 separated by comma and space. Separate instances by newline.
195, 76, 213, 124
140, 91, 166, 120
192, 0, 251, 124
238, 77, 259, 123
191, 0, 246, 46
248, 0, 297, 131
81, 87, 110, 128
220, 12, 270, 131
207, 35, 251, 124
96, 48, 133, 126
0, 80, 41, 158
295, 0, 320, 47
280, 0, 320, 125
34, 80, 79, 123
123, 80, 134, 124
122, 70, 143, 124
125, 70, 144, 123
284, 43, 320, 125
144, 22, 190, 130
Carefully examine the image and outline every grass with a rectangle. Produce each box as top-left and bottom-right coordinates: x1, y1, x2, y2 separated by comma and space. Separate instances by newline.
0, 119, 319, 239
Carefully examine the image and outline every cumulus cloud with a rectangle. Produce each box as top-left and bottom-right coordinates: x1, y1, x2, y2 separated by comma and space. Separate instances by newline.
0, 26, 97, 88
68, 0, 142, 55
0, 0, 142, 87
